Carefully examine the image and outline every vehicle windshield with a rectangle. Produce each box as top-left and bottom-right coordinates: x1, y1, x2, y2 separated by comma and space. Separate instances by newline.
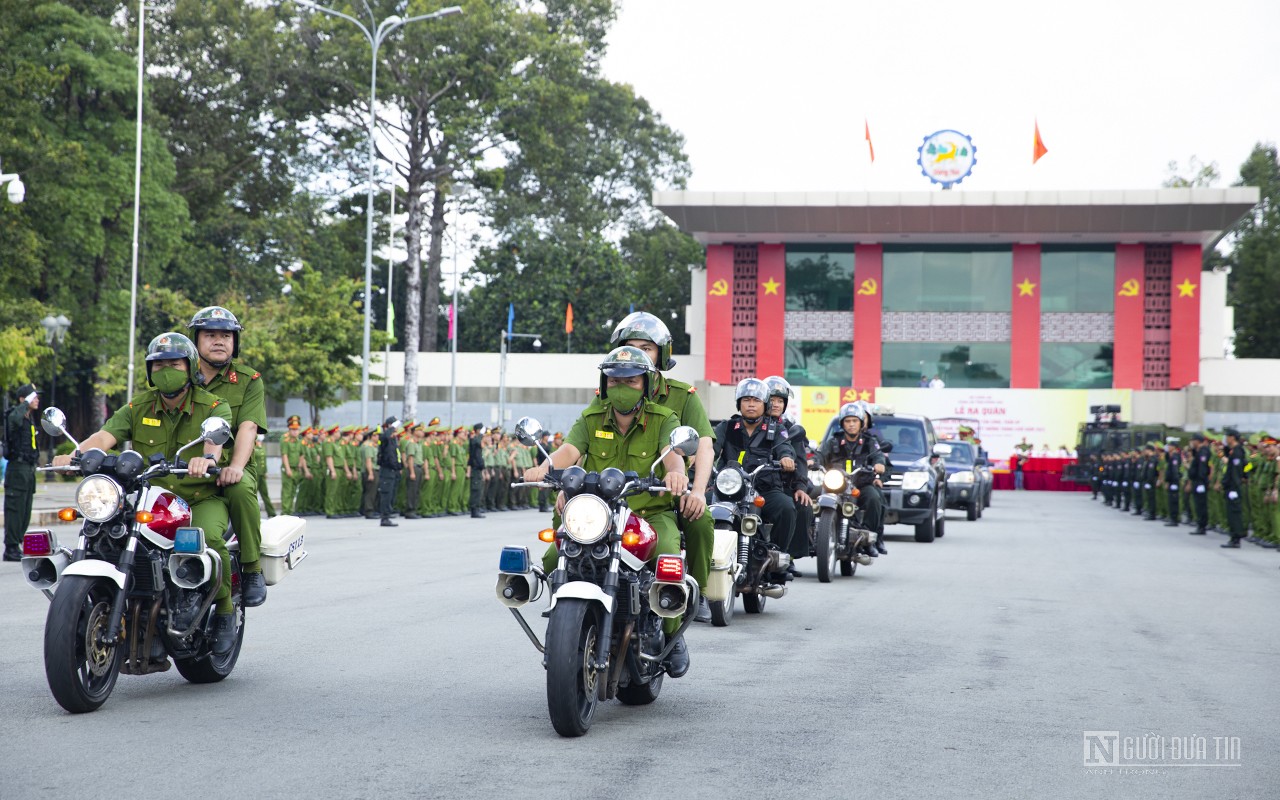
874, 419, 927, 459
942, 441, 975, 465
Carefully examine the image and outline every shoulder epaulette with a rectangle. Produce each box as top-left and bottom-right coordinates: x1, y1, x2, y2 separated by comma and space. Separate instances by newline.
688, 386, 696, 394
251, 372, 260, 380
211, 400, 221, 408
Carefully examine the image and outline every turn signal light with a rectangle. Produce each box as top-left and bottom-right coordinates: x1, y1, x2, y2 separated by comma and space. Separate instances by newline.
58, 508, 79, 522
621, 531, 641, 548
850, 487, 861, 498
752, 496, 766, 508
135, 511, 155, 524
655, 555, 685, 582
537, 528, 555, 543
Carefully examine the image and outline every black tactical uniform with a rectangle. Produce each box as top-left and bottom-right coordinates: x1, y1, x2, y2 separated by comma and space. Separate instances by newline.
1164, 447, 1183, 526
1187, 436, 1211, 534
3, 385, 40, 560
1221, 432, 1247, 547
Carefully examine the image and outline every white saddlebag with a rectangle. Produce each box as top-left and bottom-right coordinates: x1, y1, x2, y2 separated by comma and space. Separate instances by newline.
259, 514, 307, 586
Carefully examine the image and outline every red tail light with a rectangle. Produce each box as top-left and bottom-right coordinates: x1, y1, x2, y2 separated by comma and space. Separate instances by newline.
22, 531, 54, 557
655, 555, 684, 582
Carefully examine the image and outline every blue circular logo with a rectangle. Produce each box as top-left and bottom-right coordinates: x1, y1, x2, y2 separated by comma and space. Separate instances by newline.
917, 130, 977, 187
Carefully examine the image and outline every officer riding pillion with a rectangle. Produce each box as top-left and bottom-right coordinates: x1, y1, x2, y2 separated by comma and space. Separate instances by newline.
188, 305, 270, 607
817, 401, 888, 556
523, 346, 692, 677
610, 311, 717, 624
52, 333, 239, 655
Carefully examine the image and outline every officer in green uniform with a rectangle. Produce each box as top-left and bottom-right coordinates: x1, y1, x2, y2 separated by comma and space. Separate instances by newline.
448, 427, 467, 515
523, 346, 692, 677
57, 333, 237, 654
360, 429, 379, 519
3, 383, 41, 561
611, 312, 716, 623
253, 434, 275, 518
438, 427, 457, 516
482, 433, 499, 511
189, 306, 270, 607
280, 417, 302, 514
420, 425, 440, 517
403, 424, 423, 519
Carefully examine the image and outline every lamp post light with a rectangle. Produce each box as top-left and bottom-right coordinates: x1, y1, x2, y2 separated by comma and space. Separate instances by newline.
497, 332, 542, 428
39, 314, 71, 474
295, 0, 462, 427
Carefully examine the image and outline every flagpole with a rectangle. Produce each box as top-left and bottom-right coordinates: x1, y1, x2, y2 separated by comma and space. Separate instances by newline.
382, 179, 394, 422
448, 203, 459, 427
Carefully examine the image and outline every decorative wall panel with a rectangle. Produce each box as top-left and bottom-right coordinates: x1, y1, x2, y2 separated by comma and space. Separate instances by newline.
784, 311, 854, 342
1040, 313, 1114, 342
881, 312, 1011, 343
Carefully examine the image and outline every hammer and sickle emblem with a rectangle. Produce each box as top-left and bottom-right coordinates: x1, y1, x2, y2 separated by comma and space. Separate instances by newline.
1117, 279, 1140, 297
857, 278, 878, 296
842, 389, 858, 402
709, 279, 729, 297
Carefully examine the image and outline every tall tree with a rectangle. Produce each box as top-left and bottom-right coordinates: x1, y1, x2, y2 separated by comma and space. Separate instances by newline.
1225, 143, 1280, 357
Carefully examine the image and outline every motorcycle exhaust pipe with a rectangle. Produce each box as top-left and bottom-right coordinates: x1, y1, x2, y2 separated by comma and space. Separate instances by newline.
648, 580, 690, 619
495, 572, 544, 609
22, 552, 70, 592
761, 584, 788, 599
855, 553, 874, 565
168, 552, 216, 590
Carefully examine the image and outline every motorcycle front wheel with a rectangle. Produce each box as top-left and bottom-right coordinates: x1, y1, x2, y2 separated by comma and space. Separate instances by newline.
815, 507, 837, 583
44, 576, 124, 713
545, 598, 602, 737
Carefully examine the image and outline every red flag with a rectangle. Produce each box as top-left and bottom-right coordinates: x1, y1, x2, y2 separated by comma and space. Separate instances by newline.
864, 119, 875, 163
447, 302, 455, 340
1032, 119, 1048, 164
564, 302, 574, 334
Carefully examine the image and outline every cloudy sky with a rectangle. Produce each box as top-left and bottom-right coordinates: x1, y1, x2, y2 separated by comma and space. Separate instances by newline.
600, 0, 1279, 193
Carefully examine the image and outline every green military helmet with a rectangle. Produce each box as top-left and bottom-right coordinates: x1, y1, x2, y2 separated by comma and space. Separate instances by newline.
598, 345, 656, 400
610, 311, 675, 371
144, 331, 198, 387
188, 305, 244, 361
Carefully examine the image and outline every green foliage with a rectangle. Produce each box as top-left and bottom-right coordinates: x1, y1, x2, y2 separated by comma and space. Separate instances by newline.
1225, 143, 1280, 357
1163, 156, 1221, 188
240, 270, 384, 424
0, 327, 52, 393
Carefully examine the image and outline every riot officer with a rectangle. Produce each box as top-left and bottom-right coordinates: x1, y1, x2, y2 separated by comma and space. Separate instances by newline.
765, 375, 820, 568
376, 417, 404, 527
1186, 434, 1211, 534
3, 383, 41, 561
817, 401, 887, 557
1221, 429, 1247, 548
1162, 442, 1183, 527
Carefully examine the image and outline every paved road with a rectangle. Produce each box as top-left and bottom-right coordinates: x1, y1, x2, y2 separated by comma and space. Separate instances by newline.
2, 492, 1277, 800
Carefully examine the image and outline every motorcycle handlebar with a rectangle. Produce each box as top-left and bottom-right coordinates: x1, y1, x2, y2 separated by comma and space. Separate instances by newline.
37, 464, 80, 473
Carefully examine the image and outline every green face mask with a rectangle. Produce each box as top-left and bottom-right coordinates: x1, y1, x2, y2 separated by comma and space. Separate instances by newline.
152, 366, 189, 395
607, 385, 644, 414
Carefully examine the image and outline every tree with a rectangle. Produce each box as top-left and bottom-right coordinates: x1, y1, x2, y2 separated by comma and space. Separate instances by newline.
239, 269, 381, 425
1163, 156, 1220, 188
1224, 143, 1280, 358
0, 327, 52, 395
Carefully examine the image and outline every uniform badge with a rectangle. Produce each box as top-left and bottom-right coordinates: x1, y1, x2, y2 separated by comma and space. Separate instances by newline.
142, 417, 161, 427
229, 371, 238, 384
595, 430, 614, 440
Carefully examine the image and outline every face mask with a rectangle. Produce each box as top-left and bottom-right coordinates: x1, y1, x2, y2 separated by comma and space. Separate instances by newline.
608, 385, 644, 414
152, 367, 189, 396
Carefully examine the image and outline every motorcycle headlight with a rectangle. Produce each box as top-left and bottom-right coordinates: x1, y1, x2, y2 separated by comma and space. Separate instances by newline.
901, 471, 930, 492
76, 475, 124, 523
715, 468, 744, 498
823, 469, 846, 492
952, 470, 975, 484
562, 494, 610, 545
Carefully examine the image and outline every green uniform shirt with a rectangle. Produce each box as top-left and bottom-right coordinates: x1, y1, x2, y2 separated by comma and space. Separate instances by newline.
359, 442, 376, 473
281, 438, 299, 470
101, 386, 233, 504
655, 375, 714, 440
564, 401, 678, 517
195, 361, 267, 459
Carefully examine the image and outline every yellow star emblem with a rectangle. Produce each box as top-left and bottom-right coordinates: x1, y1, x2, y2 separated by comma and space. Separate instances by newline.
859, 390, 872, 401
1016, 279, 1036, 297
1176, 279, 1197, 297
761, 277, 780, 295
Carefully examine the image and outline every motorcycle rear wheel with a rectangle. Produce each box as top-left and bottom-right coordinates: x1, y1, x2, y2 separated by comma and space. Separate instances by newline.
175, 605, 244, 683
44, 576, 123, 713
709, 591, 735, 627
616, 663, 663, 706
743, 588, 767, 614
815, 508, 837, 583
545, 598, 602, 737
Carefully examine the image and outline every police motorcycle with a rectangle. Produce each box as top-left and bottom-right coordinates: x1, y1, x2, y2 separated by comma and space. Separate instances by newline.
495, 417, 702, 738
811, 463, 879, 582
705, 461, 792, 626
20, 408, 305, 713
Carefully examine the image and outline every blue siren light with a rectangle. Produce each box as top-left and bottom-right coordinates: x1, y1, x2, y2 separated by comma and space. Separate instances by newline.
499, 546, 531, 574
173, 527, 205, 554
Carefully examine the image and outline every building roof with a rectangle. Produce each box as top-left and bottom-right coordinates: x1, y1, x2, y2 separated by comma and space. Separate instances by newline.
653, 188, 1261, 247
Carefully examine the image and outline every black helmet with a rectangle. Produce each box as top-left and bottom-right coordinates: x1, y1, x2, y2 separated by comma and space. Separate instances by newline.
598, 346, 655, 402
144, 332, 198, 387
610, 311, 675, 370
188, 305, 243, 361
383, 416, 402, 432
763, 375, 792, 414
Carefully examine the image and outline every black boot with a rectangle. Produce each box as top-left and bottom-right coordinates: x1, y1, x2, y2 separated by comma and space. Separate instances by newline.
470, 510, 486, 519
1221, 538, 1241, 548
663, 635, 690, 678
694, 596, 711, 623
875, 538, 888, 555
1191, 528, 1206, 535
381, 518, 399, 527
241, 571, 267, 607
211, 612, 236, 656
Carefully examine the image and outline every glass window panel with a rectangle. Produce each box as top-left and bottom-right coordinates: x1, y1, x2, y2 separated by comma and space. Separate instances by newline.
881, 342, 1011, 388
1040, 342, 1114, 388
1041, 248, 1115, 312
785, 340, 853, 386
785, 246, 854, 311
884, 248, 1011, 311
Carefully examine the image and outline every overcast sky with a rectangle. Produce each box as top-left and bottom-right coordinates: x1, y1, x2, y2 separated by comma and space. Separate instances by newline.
600, 0, 1279, 193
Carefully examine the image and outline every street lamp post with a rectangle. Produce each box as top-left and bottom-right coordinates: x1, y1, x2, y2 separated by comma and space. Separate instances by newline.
39, 314, 71, 476
497, 332, 542, 428
295, 0, 462, 427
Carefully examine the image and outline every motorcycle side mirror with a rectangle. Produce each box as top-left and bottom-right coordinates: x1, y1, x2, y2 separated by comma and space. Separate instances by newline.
514, 417, 544, 447
40, 407, 81, 450
200, 417, 232, 446
879, 441, 894, 454
669, 426, 700, 458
